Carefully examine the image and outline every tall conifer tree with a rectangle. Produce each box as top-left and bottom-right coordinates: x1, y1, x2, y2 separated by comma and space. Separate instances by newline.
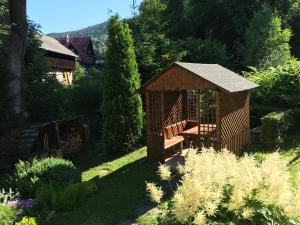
101, 15, 143, 153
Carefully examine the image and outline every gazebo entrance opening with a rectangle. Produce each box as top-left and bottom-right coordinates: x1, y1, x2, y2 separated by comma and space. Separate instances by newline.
147, 88, 219, 159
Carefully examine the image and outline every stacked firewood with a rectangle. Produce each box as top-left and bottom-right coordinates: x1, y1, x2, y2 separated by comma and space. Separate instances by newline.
62, 131, 82, 155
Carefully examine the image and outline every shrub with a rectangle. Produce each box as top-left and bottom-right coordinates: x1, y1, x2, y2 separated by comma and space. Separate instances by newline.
70, 75, 103, 117
260, 111, 293, 148
12, 157, 80, 198
0, 205, 21, 225
36, 181, 97, 211
146, 148, 300, 225
16, 217, 37, 225
137, 213, 159, 225
246, 59, 300, 108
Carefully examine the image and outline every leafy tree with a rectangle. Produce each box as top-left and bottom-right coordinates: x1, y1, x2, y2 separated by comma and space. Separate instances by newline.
183, 36, 229, 65
163, 0, 189, 38
241, 8, 292, 69
129, 0, 186, 83
101, 15, 143, 153
0, 0, 12, 135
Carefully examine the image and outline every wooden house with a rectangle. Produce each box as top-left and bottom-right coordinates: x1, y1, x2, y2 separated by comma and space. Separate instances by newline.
41, 35, 77, 85
142, 62, 259, 162
57, 36, 96, 67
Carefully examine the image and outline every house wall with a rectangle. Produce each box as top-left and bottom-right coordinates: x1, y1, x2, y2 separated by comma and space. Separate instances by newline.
49, 71, 73, 86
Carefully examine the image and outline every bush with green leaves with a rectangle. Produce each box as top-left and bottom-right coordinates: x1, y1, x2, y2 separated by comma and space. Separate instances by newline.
260, 111, 293, 149
36, 181, 97, 211
145, 148, 300, 225
0, 204, 21, 225
246, 59, 300, 127
12, 157, 80, 198
16, 217, 37, 225
70, 74, 103, 117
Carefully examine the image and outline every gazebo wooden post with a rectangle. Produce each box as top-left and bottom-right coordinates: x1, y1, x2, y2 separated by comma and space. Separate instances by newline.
197, 90, 201, 149
215, 90, 221, 150
145, 91, 151, 159
160, 91, 165, 161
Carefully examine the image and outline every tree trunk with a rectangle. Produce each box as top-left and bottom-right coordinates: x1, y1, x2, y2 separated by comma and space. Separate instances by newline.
6, 0, 28, 129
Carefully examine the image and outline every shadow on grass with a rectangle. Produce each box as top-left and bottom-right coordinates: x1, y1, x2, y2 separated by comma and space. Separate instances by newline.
52, 157, 159, 225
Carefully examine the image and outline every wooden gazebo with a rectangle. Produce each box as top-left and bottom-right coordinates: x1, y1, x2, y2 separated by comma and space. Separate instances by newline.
142, 62, 259, 162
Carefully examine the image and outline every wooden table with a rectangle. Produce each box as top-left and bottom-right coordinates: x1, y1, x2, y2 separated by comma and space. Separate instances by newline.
180, 124, 216, 136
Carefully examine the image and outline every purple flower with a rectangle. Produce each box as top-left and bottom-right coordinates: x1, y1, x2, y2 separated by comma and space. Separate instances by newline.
7, 199, 35, 209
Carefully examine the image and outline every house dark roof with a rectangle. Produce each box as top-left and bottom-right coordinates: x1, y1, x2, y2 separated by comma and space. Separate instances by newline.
40, 36, 77, 58
142, 62, 259, 93
58, 37, 92, 57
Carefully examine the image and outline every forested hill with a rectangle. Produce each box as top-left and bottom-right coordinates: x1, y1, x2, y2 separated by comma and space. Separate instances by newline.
48, 21, 108, 39
48, 22, 108, 57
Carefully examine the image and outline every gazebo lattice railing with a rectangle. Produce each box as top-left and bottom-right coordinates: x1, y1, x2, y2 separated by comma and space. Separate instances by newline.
142, 62, 258, 162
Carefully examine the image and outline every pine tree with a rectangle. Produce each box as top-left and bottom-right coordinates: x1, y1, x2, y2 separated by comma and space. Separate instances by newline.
128, 0, 186, 83
101, 15, 143, 153
241, 8, 292, 69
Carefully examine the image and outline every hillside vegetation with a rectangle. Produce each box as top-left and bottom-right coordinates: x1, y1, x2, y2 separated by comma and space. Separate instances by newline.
48, 22, 108, 57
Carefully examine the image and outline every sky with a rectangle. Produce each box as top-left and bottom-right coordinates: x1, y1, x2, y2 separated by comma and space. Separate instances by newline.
27, 0, 143, 34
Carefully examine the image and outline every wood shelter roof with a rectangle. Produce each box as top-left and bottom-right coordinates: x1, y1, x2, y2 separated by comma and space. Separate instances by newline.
142, 62, 259, 93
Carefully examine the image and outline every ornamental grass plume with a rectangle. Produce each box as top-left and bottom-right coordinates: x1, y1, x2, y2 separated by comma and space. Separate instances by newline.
157, 164, 171, 181
146, 147, 300, 224
146, 182, 163, 204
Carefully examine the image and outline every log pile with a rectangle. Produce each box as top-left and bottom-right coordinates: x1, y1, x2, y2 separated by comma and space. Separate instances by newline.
61, 131, 82, 155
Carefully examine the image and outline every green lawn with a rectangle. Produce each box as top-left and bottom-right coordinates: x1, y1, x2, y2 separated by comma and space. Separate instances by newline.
1, 133, 299, 225
52, 133, 300, 225
52, 147, 159, 225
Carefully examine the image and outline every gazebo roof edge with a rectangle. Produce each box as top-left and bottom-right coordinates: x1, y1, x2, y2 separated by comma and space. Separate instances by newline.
140, 62, 259, 93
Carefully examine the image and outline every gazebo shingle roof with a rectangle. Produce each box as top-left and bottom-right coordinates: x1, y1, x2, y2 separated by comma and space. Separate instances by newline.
142, 62, 259, 93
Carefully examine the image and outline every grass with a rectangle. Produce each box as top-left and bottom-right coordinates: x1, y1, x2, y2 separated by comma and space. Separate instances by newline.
51, 147, 159, 225
1, 132, 299, 225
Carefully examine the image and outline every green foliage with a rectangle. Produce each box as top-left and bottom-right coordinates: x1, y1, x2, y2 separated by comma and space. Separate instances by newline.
73, 62, 86, 83
101, 15, 144, 153
260, 111, 293, 148
36, 181, 97, 211
16, 217, 37, 225
12, 157, 80, 198
0, 70, 13, 135
246, 59, 300, 108
25, 22, 69, 122
0, 205, 21, 225
0, 0, 12, 135
241, 8, 292, 69
183, 36, 229, 65
129, 0, 186, 83
70, 74, 103, 116
137, 213, 159, 225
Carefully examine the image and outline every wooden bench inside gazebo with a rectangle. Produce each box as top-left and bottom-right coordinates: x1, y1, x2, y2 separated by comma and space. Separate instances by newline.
142, 62, 259, 162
